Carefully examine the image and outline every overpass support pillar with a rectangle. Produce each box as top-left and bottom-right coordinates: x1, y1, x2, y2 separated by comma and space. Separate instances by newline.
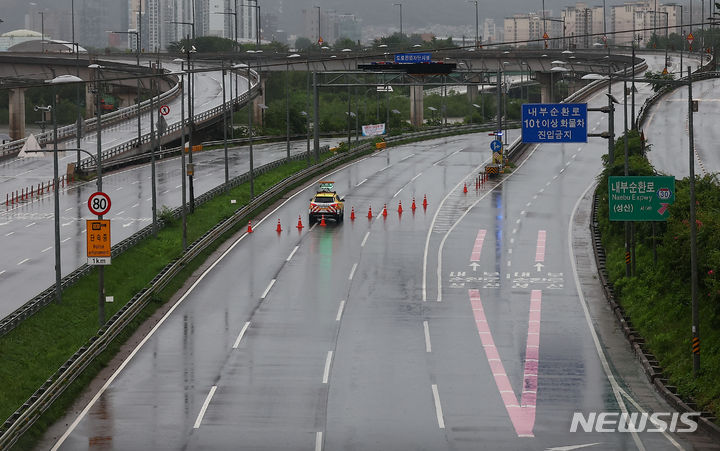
535, 71, 553, 103
253, 78, 266, 127
410, 85, 424, 128
9, 88, 26, 141
467, 85, 479, 102
86, 84, 97, 117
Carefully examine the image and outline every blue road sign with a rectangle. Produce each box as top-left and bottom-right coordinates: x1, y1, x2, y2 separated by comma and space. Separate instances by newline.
394, 53, 432, 63
490, 140, 503, 152
521, 103, 588, 143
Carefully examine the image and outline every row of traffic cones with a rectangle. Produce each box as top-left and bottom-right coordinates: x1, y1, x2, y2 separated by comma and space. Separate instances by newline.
5, 176, 74, 207
244, 195, 430, 234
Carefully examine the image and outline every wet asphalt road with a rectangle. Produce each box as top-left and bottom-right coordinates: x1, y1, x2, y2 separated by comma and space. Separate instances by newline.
644, 75, 720, 177
0, 138, 336, 319
51, 108, 698, 449
36, 52, 713, 450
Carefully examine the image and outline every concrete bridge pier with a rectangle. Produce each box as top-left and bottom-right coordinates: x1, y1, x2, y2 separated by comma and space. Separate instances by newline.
9, 88, 26, 140
535, 72, 554, 103
410, 85, 424, 128
253, 78, 266, 127
467, 85, 479, 102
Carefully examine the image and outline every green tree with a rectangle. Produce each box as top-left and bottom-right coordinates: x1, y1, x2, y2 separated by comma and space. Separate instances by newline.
295, 37, 313, 50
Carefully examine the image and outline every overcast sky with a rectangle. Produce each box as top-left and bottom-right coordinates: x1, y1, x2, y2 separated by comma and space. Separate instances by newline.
1, 0, 616, 38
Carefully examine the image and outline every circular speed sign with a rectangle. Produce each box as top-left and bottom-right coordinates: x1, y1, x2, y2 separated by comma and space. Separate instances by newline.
88, 192, 111, 216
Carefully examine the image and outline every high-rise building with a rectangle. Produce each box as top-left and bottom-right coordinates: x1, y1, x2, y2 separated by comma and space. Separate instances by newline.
504, 12, 562, 48
483, 18, 498, 44
562, 3, 605, 48
610, 1, 677, 46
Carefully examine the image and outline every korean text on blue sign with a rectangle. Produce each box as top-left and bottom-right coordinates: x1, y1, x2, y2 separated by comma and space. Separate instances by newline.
394, 53, 432, 63
521, 103, 588, 143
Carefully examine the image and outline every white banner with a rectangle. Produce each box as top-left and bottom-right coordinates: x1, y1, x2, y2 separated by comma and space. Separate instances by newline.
361, 123, 386, 137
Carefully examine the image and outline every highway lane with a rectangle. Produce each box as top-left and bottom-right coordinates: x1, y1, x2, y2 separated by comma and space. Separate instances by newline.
50, 112, 701, 450
0, 138, 336, 319
644, 75, 720, 177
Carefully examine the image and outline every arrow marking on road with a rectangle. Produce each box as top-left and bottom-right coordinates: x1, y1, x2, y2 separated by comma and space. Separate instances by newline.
469, 289, 542, 437
469, 262, 481, 271
534, 263, 544, 272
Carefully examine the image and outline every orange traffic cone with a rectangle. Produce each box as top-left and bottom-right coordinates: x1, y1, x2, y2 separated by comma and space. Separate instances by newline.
367, 205, 373, 219
463, 183, 468, 194
296, 215, 304, 229
423, 195, 428, 209
276, 218, 282, 233
382, 204, 388, 217
350, 207, 356, 221
411, 197, 417, 212
320, 215, 327, 226
398, 200, 403, 214
247, 221, 253, 233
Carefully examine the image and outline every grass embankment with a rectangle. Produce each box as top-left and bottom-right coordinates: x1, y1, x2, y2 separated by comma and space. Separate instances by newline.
0, 148, 359, 449
596, 130, 720, 419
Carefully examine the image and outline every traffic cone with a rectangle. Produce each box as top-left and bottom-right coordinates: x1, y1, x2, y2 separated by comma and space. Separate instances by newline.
367, 205, 373, 219
423, 195, 428, 209
398, 200, 403, 214
463, 183, 468, 194
320, 215, 327, 226
296, 215, 304, 229
411, 197, 417, 212
276, 218, 282, 233
247, 221, 253, 233
350, 207, 356, 221
382, 204, 388, 217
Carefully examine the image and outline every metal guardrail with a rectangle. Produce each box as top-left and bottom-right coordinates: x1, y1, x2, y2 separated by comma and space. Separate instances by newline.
0, 122, 505, 449
0, 73, 181, 158
77, 69, 259, 172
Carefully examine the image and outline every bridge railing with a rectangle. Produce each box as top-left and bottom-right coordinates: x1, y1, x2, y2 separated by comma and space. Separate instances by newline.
77, 68, 259, 172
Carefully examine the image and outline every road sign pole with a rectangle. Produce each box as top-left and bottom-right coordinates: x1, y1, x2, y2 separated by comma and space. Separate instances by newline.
688, 66, 700, 376
623, 77, 631, 278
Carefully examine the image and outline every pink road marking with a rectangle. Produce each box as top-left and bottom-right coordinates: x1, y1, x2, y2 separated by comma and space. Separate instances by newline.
470, 229, 487, 262
535, 230, 546, 262
468, 289, 542, 437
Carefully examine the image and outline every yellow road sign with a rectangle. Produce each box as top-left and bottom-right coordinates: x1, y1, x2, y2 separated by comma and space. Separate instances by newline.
86, 220, 111, 260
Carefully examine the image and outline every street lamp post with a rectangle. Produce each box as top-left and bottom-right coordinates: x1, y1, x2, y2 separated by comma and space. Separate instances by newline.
109, 28, 142, 148
214, 8, 238, 140
176, 33, 197, 211
89, 63, 106, 327
46, 74, 84, 305
172, 59, 188, 250
468, 0, 479, 49
394, 3, 403, 36
287, 54, 301, 160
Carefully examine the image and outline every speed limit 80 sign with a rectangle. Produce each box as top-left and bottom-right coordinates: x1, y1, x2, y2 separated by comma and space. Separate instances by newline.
88, 192, 111, 216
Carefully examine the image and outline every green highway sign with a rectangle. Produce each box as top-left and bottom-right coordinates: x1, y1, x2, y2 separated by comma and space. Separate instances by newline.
609, 176, 675, 221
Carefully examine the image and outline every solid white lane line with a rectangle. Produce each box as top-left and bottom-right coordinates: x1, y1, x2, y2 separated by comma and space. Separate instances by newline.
261, 279, 276, 299
315, 432, 323, 451
336, 301, 346, 321
17, 258, 29, 265
286, 246, 299, 262
423, 321, 432, 352
356, 178, 367, 187
411, 172, 423, 182
393, 188, 403, 198
193, 385, 217, 429
348, 263, 358, 280
322, 351, 333, 384
431, 384, 446, 429
232, 322, 251, 349
41, 247, 52, 253
361, 232, 370, 247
